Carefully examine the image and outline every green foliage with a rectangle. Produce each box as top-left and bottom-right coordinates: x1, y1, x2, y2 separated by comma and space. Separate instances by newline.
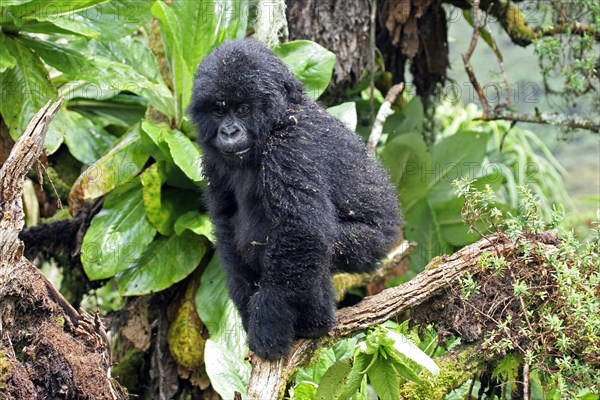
533, 0, 599, 110
456, 182, 600, 397
81, 178, 157, 280
291, 323, 440, 400
378, 101, 571, 275
273, 40, 336, 100
115, 230, 207, 296
196, 255, 250, 398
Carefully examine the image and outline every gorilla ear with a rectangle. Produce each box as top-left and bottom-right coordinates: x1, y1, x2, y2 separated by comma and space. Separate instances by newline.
283, 77, 305, 104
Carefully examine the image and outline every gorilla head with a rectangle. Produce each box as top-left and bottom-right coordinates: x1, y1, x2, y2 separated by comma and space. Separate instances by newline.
188, 40, 304, 167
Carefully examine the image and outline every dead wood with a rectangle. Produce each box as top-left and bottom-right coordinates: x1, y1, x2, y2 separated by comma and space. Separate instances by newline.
0, 99, 126, 399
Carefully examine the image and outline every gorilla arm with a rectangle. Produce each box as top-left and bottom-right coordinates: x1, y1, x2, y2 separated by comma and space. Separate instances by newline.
203, 165, 260, 331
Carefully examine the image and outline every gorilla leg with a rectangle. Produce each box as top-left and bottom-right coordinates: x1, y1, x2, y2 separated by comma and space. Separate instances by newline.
293, 274, 336, 338
333, 221, 397, 273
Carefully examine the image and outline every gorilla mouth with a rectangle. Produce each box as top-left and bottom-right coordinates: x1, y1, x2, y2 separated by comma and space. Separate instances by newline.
222, 147, 251, 157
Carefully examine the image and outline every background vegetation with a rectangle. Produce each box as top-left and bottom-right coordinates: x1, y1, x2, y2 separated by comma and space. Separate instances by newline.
0, 0, 597, 399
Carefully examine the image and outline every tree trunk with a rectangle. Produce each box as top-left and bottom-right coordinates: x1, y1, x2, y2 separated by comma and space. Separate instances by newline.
286, 0, 372, 99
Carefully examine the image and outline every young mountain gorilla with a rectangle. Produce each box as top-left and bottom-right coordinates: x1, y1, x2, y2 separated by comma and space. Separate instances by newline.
188, 39, 401, 360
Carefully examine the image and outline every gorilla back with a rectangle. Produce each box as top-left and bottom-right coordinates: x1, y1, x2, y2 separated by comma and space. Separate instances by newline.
188, 39, 401, 359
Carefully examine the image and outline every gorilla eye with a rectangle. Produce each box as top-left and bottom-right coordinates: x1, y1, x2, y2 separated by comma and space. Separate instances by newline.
213, 107, 226, 117
235, 104, 250, 116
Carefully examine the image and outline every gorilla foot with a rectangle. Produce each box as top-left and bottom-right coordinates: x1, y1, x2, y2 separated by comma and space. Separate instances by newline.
294, 312, 336, 339
248, 328, 292, 360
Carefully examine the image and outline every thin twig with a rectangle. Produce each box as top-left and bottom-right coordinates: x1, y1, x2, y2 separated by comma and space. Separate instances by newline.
481, 12, 512, 107
523, 362, 531, 399
367, 83, 404, 153
462, 0, 490, 117
368, 0, 377, 122
535, 22, 600, 41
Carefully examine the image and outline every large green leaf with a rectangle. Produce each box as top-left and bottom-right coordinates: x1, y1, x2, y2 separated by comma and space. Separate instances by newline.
315, 358, 354, 400
174, 211, 215, 241
1, 0, 105, 23
196, 254, 250, 398
381, 130, 489, 270
141, 121, 204, 182
34, 0, 154, 40
335, 353, 371, 400
366, 359, 400, 400
380, 133, 431, 213
273, 40, 335, 100
0, 0, 34, 6
164, 129, 204, 182
327, 102, 357, 132
141, 162, 198, 235
68, 124, 152, 213
0, 36, 63, 152
62, 110, 116, 164
428, 130, 488, 203
151, 1, 194, 124
18, 36, 174, 118
0, 32, 17, 72
81, 179, 157, 280
291, 382, 318, 400
116, 230, 207, 295
140, 162, 172, 235
204, 339, 249, 399
384, 97, 424, 140
15, 1, 147, 43
170, 0, 220, 72
213, 0, 249, 41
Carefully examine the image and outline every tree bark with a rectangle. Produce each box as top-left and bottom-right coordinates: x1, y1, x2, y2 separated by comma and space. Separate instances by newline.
286, 0, 371, 99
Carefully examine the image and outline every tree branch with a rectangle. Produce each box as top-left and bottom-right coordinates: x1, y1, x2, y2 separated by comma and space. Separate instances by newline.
535, 22, 600, 41
478, 109, 600, 133
246, 234, 516, 399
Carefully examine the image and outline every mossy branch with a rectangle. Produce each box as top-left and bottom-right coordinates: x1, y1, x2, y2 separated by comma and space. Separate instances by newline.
478, 109, 600, 133
446, 0, 535, 46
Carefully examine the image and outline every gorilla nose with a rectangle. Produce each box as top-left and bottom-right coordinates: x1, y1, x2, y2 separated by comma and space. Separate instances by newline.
219, 125, 240, 137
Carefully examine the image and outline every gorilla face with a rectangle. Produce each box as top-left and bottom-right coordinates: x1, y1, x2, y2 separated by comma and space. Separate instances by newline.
188, 39, 305, 168
208, 101, 254, 161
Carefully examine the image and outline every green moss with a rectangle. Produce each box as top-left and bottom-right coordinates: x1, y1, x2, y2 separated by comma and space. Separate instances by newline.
399, 345, 486, 400
112, 348, 147, 395
424, 255, 446, 270
0, 350, 13, 389
55, 316, 65, 328
332, 272, 369, 301
502, 5, 535, 46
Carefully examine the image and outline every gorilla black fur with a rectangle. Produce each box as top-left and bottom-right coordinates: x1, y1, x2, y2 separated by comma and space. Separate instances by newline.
188, 39, 401, 360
